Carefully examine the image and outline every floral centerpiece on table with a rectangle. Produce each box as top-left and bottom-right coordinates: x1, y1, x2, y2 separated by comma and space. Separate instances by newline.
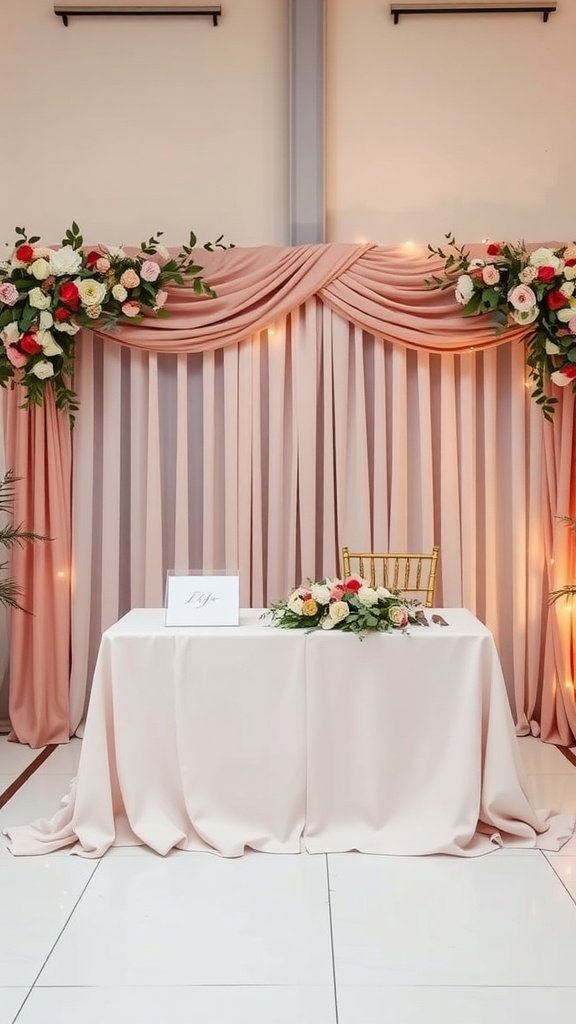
268, 575, 422, 637
427, 234, 576, 419
0, 223, 225, 420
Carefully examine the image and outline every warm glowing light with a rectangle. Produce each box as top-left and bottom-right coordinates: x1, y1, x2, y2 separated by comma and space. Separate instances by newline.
550, 558, 555, 565
354, 235, 368, 245
564, 680, 574, 695
481, 238, 490, 244
57, 571, 66, 579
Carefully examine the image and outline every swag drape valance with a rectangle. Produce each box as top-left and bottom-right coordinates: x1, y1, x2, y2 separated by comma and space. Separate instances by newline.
3, 243, 575, 748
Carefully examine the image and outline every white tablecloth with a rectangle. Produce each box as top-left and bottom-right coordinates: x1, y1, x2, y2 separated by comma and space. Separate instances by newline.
4, 608, 574, 857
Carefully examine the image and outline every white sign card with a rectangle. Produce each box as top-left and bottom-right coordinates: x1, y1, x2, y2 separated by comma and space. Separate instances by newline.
165, 572, 240, 627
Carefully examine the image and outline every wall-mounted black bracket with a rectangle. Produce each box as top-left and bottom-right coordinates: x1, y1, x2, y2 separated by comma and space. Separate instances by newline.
390, 3, 557, 25
54, 5, 222, 28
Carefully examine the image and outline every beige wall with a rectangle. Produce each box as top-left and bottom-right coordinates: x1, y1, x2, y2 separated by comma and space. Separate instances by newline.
327, 0, 576, 244
0, 0, 288, 247
1, 1, 575, 249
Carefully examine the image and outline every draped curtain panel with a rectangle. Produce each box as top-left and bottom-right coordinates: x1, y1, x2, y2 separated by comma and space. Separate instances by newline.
2, 243, 575, 746
69, 306, 545, 731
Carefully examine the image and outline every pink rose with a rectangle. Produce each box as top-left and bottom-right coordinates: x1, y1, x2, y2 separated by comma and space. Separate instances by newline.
120, 268, 140, 289
95, 257, 111, 273
154, 289, 168, 309
508, 284, 537, 311
140, 260, 160, 282
330, 585, 345, 601
121, 300, 140, 318
482, 265, 500, 286
568, 316, 576, 336
5, 345, 28, 368
0, 282, 19, 306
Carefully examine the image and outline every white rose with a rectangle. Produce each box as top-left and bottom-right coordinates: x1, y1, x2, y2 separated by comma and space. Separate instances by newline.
564, 266, 576, 282
388, 604, 409, 628
467, 259, 485, 270
529, 247, 563, 271
39, 310, 53, 329
30, 360, 55, 380
321, 616, 336, 630
510, 306, 539, 325
551, 370, 573, 387
519, 266, 538, 285
49, 246, 82, 277
28, 287, 51, 310
329, 601, 349, 623
78, 279, 107, 307
455, 274, 474, 305
357, 585, 378, 607
112, 284, 128, 302
30, 258, 50, 280
376, 586, 391, 599
560, 281, 575, 298
54, 321, 79, 335
1, 322, 20, 345
311, 583, 330, 605
287, 595, 304, 615
38, 330, 63, 357
545, 339, 560, 355
557, 307, 576, 323
105, 245, 126, 258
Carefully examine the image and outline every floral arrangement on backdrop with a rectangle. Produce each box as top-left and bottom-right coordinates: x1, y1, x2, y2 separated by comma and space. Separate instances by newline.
427, 235, 576, 419
268, 575, 422, 637
0, 223, 226, 419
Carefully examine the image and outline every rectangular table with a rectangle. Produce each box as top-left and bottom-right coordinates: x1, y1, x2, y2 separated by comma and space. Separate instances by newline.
4, 608, 574, 857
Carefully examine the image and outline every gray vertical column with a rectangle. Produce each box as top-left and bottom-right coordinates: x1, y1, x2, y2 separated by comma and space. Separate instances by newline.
289, 0, 325, 244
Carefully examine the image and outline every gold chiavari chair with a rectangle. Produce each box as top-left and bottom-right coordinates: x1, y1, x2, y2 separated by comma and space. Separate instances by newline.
341, 545, 440, 608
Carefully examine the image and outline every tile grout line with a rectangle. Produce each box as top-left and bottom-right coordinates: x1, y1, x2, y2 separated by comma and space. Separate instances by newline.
0, 745, 58, 810
11, 858, 103, 1023
325, 855, 340, 1024
542, 855, 576, 910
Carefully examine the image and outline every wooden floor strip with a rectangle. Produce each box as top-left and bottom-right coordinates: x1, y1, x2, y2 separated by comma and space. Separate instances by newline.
0, 744, 58, 810
557, 745, 576, 770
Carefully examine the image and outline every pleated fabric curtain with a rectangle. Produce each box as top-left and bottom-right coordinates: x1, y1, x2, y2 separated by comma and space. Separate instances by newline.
69, 299, 546, 729
0, 421, 9, 727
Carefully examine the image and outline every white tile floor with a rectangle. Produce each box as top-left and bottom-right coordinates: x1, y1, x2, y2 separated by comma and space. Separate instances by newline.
0, 735, 575, 1024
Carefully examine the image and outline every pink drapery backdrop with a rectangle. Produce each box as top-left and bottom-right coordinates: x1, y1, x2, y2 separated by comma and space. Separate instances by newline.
2, 243, 575, 748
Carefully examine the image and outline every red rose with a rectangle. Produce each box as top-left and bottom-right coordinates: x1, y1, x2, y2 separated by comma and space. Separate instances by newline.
85, 250, 101, 268
566, 258, 576, 268
486, 243, 501, 256
16, 244, 34, 262
537, 266, 556, 282
564, 365, 576, 379
344, 578, 361, 593
54, 306, 71, 321
19, 332, 42, 355
59, 280, 80, 309
547, 290, 568, 311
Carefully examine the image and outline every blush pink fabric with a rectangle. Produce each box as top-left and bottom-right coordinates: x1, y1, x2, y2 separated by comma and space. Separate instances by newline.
2, 242, 574, 747
538, 392, 576, 745
4, 388, 72, 746
93, 243, 529, 355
